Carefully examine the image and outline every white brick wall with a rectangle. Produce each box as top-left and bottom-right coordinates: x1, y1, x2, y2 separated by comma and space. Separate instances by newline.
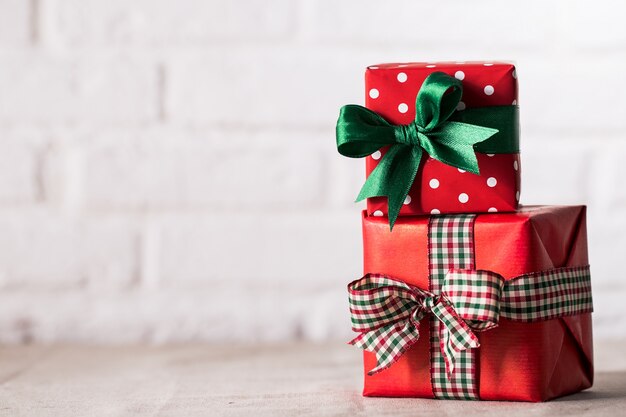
0, 0, 625, 343
0, 0, 30, 46
52, 0, 296, 45
0, 53, 159, 124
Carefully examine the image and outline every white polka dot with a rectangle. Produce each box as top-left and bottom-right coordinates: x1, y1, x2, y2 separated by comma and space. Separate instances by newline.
487, 153, 495, 157
456, 101, 466, 111
458, 168, 466, 173
513, 160, 519, 171
426, 64, 436, 68
484, 85, 495, 95
483, 62, 494, 66
369, 88, 380, 99
397, 72, 408, 83
516, 191, 520, 201
512, 99, 517, 105
431, 208, 441, 215
487, 177, 497, 187
512, 69, 517, 79
458, 193, 469, 203
373, 210, 384, 217
429, 178, 440, 189
371, 150, 382, 160
488, 207, 498, 213
398, 103, 409, 113
403, 195, 412, 205
454, 71, 465, 80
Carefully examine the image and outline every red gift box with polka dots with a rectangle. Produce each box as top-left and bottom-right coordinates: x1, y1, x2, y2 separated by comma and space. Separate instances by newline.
365, 62, 520, 217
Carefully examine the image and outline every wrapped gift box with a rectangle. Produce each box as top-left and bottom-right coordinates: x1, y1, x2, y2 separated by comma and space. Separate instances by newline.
364, 62, 520, 218
355, 205, 593, 402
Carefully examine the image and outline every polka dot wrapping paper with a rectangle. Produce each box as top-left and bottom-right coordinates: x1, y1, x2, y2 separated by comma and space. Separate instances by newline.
365, 62, 520, 217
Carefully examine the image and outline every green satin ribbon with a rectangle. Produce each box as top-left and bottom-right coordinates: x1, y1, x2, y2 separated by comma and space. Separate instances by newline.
336, 71, 519, 229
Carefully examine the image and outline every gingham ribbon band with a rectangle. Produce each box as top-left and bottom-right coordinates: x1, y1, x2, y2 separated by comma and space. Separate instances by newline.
348, 264, 593, 377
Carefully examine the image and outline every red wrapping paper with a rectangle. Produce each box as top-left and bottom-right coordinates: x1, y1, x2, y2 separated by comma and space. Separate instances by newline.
361, 205, 593, 401
365, 62, 520, 217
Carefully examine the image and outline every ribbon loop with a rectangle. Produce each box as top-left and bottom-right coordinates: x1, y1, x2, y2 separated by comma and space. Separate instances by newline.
414, 71, 463, 132
336, 72, 519, 229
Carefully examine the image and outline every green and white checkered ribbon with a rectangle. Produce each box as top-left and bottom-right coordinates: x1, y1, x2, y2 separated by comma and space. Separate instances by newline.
349, 216, 593, 400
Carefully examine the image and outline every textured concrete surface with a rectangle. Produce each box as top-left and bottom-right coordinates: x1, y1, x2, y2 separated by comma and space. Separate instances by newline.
0, 341, 624, 416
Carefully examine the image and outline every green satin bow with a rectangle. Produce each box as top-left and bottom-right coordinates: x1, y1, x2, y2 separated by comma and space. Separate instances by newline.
336, 71, 519, 229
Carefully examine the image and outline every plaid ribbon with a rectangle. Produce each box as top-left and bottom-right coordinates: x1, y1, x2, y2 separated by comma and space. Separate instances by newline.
428, 215, 479, 399
348, 265, 592, 378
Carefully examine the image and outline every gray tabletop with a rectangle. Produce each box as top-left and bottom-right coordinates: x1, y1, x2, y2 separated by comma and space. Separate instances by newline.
0, 341, 624, 416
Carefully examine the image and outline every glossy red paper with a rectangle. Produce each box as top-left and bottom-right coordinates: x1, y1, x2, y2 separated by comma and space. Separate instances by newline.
360, 206, 593, 401
364, 62, 520, 217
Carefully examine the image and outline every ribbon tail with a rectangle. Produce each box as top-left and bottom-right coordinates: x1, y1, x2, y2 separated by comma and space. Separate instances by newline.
453, 105, 520, 154
431, 301, 480, 377
356, 145, 422, 230
350, 320, 421, 376
423, 121, 499, 175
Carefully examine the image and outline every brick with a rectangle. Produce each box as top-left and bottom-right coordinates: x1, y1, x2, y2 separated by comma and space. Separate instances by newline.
585, 142, 626, 294
593, 141, 626, 211
520, 136, 593, 205
0, 286, 352, 343
0, 210, 139, 289
81, 129, 328, 210
166, 46, 368, 127
563, 0, 626, 48
156, 211, 362, 288
40, 138, 85, 212
0, 129, 45, 203
302, 0, 557, 47
591, 289, 626, 339
52, 0, 295, 45
520, 58, 626, 131
0, 0, 30, 46
300, 289, 353, 341
0, 53, 158, 125
326, 126, 367, 209
587, 216, 626, 290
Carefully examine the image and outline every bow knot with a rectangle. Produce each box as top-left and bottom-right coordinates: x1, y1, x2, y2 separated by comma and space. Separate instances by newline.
336, 71, 519, 229
394, 121, 423, 146
420, 295, 438, 312
348, 270, 505, 377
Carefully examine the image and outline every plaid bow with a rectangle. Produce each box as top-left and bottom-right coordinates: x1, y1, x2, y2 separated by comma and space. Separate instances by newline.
349, 270, 504, 377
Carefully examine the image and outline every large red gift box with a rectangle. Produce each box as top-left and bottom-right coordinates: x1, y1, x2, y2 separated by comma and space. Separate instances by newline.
364, 62, 520, 217
360, 205, 593, 401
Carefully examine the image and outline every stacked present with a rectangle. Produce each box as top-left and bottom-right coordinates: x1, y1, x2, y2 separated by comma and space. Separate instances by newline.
335, 62, 593, 402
